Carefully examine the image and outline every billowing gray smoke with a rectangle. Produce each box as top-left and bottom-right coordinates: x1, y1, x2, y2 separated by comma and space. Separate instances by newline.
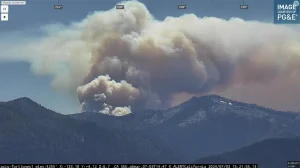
1, 1, 300, 115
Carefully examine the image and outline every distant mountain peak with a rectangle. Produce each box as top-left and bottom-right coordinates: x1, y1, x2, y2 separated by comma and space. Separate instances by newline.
190, 94, 227, 101
202, 94, 223, 98
174, 94, 293, 122
2, 97, 48, 115
8, 97, 38, 105
13, 97, 34, 102
182, 94, 230, 107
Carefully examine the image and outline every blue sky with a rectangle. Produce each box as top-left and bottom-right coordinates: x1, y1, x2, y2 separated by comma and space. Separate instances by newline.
0, 0, 277, 114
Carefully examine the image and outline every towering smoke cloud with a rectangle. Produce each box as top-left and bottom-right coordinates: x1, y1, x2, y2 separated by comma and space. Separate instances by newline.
1, 1, 300, 114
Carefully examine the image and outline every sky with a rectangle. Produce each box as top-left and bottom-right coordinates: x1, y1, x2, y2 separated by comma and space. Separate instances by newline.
1, 0, 299, 114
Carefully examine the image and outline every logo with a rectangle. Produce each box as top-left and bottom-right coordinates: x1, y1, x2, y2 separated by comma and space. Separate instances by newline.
240, 5, 248, 9
274, 0, 300, 24
178, 5, 187, 9
116, 4, 125, 9
54, 5, 63, 9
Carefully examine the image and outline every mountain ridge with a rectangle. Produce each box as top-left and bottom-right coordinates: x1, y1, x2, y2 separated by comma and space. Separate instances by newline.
194, 137, 300, 168
1, 95, 300, 163
0, 97, 185, 164
71, 94, 300, 160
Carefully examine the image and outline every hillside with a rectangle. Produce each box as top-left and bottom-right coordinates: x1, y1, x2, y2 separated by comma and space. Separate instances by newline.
71, 95, 300, 160
194, 138, 300, 168
1, 95, 300, 163
0, 97, 184, 164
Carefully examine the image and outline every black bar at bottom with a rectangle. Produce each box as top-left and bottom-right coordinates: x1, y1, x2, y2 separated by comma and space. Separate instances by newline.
0, 164, 258, 168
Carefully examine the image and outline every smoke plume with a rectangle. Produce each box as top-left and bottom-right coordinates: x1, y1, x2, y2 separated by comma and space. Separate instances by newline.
1, 1, 300, 114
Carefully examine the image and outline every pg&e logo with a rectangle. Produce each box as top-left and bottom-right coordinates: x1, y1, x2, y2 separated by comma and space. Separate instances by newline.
274, 0, 300, 24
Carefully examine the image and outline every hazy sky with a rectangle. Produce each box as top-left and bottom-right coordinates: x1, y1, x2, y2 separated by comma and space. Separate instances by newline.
0, 0, 286, 114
